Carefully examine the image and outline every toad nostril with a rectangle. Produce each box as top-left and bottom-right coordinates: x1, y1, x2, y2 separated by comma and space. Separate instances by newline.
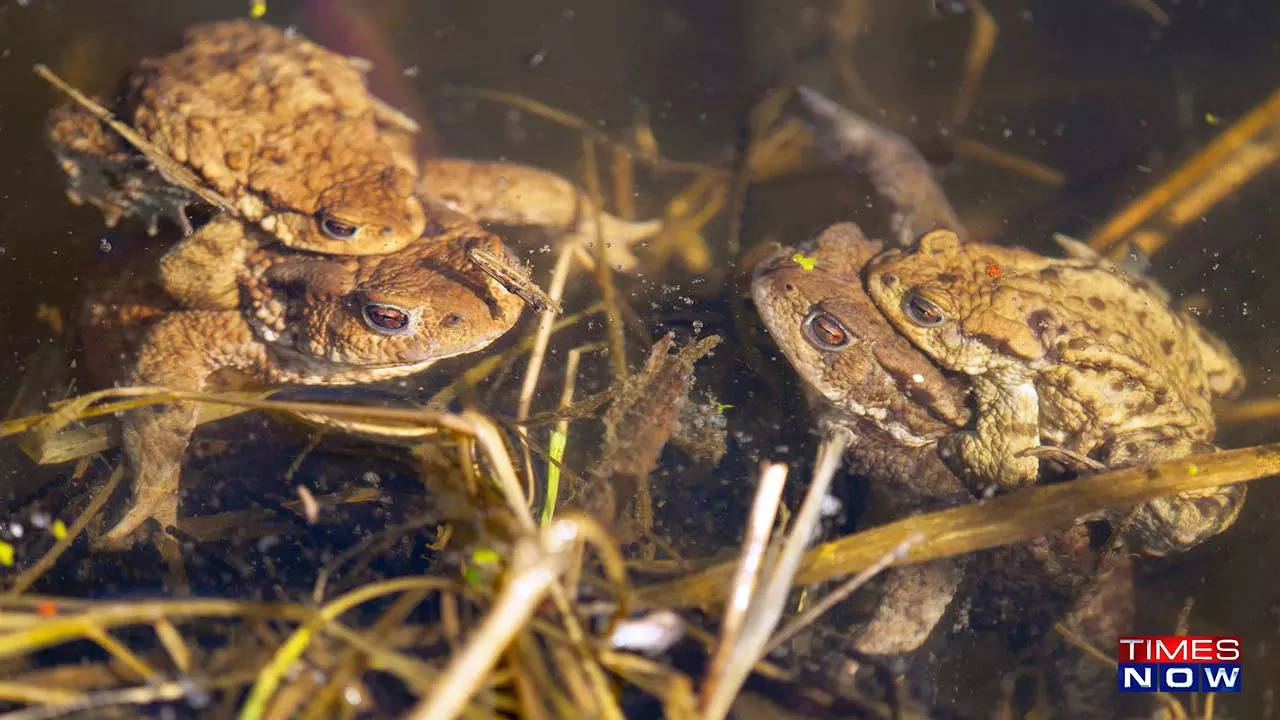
783, 283, 796, 292
442, 313, 463, 327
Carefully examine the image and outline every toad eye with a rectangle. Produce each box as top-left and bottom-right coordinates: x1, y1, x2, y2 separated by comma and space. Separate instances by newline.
318, 214, 360, 240
362, 303, 412, 334
902, 292, 946, 327
802, 310, 851, 349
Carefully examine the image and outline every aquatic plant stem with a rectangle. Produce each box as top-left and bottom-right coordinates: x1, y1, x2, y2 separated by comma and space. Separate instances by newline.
405, 545, 562, 720
237, 577, 454, 720
581, 138, 628, 382
438, 87, 725, 178
1089, 84, 1280, 253
541, 345, 590, 527
701, 428, 850, 720
948, 0, 997, 127
643, 441, 1280, 610
699, 461, 787, 714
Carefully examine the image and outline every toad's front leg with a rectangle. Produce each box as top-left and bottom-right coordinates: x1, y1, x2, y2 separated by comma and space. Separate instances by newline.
942, 374, 1041, 493
418, 158, 660, 271
97, 310, 268, 549
157, 214, 255, 310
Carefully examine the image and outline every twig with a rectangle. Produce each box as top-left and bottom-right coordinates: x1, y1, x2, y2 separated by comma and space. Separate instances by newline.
1089, 84, 1280, 253
438, 86, 726, 178
699, 461, 787, 713
466, 411, 537, 533
0, 673, 257, 720
952, 137, 1065, 186
547, 584, 626, 720
467, 246, 563, 314
0, 683, 78, 708
0, 599, 314, 659
432, 299, 599, 409
299, 589, 434, 720
581, 139, 628, 382
948, 0, 998, 127
726, 88, 790, 256
311, 512, 441, 603
404, 541, 564, 720
152, 617, 191, 674
643, 441, 1280, 610
1052, 621, 1115, 668
237, 577, 454, 720
80, 622, 157, 681
515, 245, 576, 423
541, 344, 598, 527
702, 428, 852, 720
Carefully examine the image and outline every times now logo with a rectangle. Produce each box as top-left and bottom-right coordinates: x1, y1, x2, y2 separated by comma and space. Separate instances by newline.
1117, 636, 1242, 693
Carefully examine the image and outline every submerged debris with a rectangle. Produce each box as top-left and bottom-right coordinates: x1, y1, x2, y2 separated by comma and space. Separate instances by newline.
579, 333, 723, 535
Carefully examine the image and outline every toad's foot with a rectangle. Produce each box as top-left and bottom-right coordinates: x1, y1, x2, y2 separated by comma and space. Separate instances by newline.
95, 401, 198, 550
1103, 436, 1247, 555
418, 158, 660, 272
46, 102, 197, 235
851, 559, 963, 655
794, 87, 964, 247
1121, 484, 1246, 556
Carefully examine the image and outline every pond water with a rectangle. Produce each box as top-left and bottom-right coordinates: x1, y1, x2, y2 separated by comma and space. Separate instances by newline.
0, 1, 1278, 718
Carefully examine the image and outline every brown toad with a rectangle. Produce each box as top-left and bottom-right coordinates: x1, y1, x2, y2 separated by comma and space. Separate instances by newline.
865, 228, 1246, 553
49, 20, 425, 255
82, 214, 523, 548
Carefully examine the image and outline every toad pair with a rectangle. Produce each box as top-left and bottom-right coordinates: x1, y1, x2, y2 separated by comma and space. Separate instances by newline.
49, 21, 659, 547
48, 20, 656, 308
752, 90, 1244, 709
755, 90, 1244, 559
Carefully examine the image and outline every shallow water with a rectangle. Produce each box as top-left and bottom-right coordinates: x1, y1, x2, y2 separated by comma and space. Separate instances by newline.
1, 1, 1279, 717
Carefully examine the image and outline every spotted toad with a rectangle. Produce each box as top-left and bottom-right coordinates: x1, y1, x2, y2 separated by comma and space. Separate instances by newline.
49, 20, 425, 254
865, 229, 1246, 554
82, 213, 523, 548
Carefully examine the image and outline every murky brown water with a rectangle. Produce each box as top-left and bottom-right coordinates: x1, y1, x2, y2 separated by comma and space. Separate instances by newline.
1, 1, 1279, 717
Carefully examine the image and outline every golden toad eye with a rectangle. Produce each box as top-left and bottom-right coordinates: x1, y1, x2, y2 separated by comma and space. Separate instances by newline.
318, 214, 360, 240
362, 303, 411, 334
802, 310, 851, 349
902, 292, 945, 327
